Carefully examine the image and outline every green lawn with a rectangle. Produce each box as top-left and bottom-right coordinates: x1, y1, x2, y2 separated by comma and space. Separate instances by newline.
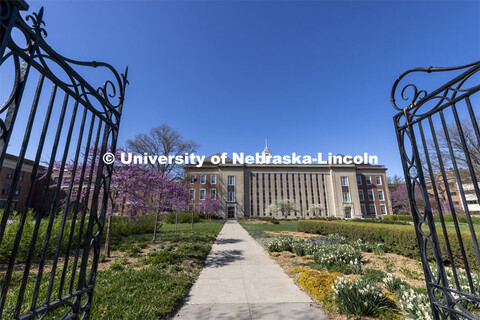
2, 221, 225, 320
239, 220, 298, 233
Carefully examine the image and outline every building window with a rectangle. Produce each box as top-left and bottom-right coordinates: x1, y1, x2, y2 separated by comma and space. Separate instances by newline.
210, 189, 216, 200
14, 186, 20, 196
228, 191, 235, 202
6, 169, 13, 180
343, 192, 351, 203
188, 205, 194, 212
200, 175, 206, 184
341, 176, 349, 186
380, 204, 387, 215
1, 184, 9, 196
367, 190, 374, 201
370, 204, 376, 215
361, 204, 366, 215
211, 175, 216, 184
0, 200, 5, 209
358, 190, 364, 201
19, 171, 25, 182
228, 176, 235, 186
376, 176, 382, 185
199, 189, 206, 200
189, 189, 195, 200
356, 175, 362, 185
366, 176, 372, 185
378, 190, 385, 201
190, 175, 196, 184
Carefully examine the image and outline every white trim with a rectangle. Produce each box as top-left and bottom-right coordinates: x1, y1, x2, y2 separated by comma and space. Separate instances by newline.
228, 176, 235, 186
199, 189, 206, 200
376, 176, 382, 185
200, 175, 206, 184
341, 176, 349, 187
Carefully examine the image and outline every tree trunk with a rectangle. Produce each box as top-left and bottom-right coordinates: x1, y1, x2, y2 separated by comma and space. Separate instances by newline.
175, 211, 178, 233
104, 215, 112, 258
153, 213, 159, 241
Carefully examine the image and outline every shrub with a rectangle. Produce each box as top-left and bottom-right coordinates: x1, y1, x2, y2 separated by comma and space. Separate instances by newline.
313, 244, 362, 274
383, 214, 412, 222
331, 277, 395, 317
298, 220, 480, 268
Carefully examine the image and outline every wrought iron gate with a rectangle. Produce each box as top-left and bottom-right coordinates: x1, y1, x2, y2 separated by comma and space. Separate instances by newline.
393, 61, 480, 319
0, 1, 127, 318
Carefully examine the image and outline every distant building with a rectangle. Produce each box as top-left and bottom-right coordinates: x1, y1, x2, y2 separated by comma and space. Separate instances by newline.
0, 153, 61, 214
185, 146, 392, 219
426, 169, 480, 215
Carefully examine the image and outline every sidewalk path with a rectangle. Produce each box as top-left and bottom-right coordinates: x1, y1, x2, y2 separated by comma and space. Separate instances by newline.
174, 220, 329, 320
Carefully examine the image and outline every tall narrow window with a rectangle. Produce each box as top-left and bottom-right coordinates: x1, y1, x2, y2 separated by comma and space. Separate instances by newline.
228, 191, 235, 202
366, 176, 372, 185
190, 175, 196, 184
376, 176, 382, 185
367, 190, 374, 201
378, 190, 385, 201
189, 189, 195, 200
341, 176, 349, 186
210, 189, 216, 200
228, 176, 235, 186
370, 204, 376, 215
356, 175, 362, 185
6, 169, 13, 180
380, 204, 386, 215
211, 175, 216, 184
342, 192, 351, 202
200, 175, 206, 184
358, 190, 364, 201
361, 204, 366, 215
199, 189, 206, 200
2, 184, 9, 196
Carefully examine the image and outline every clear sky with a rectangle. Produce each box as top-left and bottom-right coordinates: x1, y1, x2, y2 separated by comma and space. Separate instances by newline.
3, 0, 480, 176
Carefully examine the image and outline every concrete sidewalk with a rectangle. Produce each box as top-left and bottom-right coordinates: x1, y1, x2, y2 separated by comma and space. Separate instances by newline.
174, 220, 329, 320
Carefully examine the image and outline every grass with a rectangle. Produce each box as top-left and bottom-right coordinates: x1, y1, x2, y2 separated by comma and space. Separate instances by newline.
239, 220, 298, 232
2, 221, 225, 320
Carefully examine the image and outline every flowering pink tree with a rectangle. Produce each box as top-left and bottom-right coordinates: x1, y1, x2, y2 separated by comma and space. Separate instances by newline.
390, 184, 424, 215
45, 147, 189, 254
202, 196, 221, 220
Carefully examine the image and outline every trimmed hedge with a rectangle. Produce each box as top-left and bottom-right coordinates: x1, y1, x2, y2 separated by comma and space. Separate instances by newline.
384, 213, 480, 225
298, 220, 480, 269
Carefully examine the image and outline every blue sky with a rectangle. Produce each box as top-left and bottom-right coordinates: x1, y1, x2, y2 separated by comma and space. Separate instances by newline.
4, 0, 480, 176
